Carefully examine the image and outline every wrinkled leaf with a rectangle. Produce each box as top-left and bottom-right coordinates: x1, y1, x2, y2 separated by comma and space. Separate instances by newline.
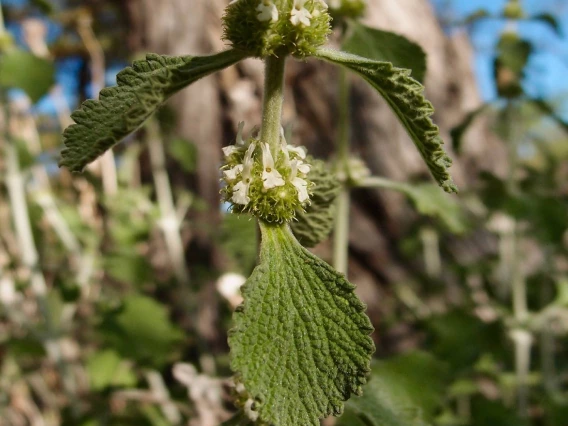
60, 49, 248, 171
229, 223, 374, 426
0, 50, 55, 102
315, 48, 456, 193
342, 22, 427, 83
291, 158, 341, 247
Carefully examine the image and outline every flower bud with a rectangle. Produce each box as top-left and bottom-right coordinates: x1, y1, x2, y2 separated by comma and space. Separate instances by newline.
222, 0, 331, 58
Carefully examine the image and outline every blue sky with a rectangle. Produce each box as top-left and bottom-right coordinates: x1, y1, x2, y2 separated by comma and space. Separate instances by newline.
431, 0, 568, 103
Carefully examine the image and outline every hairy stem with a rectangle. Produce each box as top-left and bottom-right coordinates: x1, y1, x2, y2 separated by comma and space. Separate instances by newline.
261, 54, 287, 153
333, 68, 351, 274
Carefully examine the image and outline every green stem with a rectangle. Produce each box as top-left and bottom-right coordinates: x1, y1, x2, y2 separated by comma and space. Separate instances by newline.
0, 0, 5, 35
504, 100, 530, 417
260, 55, 287, 153
333, 68, 351, 275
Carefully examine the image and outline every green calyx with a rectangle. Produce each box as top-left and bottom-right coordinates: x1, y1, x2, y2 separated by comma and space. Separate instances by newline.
221, 126, 314, 223
327, 0, 366, 21
222, 0, 331, 58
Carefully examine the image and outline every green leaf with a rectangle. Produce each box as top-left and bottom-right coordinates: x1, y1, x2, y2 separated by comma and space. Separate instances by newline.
291, 158, 341, 247
0, 50, 55, 102
167, 138, 198, 173
361, 179, 467, 234
404, 184, 468, 234
314, 48, 457, 193
450, 103, 491, 153
463, 9, 491, 25
229, 223, 375, 426
338, 352, 448, 426
527, 99, 568, 134
530, 13, 561, 35
99, 295, 184, 367
342, 22, 427, 83
87, 349, 137, 391
60, 49, 248, 172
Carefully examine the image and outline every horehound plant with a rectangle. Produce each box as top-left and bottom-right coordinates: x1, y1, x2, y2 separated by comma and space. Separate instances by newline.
59, 1, 456, 424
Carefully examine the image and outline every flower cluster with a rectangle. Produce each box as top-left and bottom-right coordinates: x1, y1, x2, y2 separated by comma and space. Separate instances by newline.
221, 123, 313, 223
223, 0, 331, 58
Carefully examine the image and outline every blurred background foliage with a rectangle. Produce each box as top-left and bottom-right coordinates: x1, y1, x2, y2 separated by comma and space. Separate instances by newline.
0, 0, 567, 425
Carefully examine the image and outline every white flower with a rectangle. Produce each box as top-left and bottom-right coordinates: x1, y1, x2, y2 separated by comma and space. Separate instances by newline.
317, 0, 329, 9
290, 0, 312, 26
231, 142, 257, 205
229, 0, 239, 4
223, 164, 243, 180
261, 143, 285, 189
236, 121, 246, 146
294, 159, 311, 175
222, 145, 240, 158
232, 180, 251, 205
291, 177, 309, 202
289, 159, 311, 203
287, 145, 306, 159
256, 0, 279, 22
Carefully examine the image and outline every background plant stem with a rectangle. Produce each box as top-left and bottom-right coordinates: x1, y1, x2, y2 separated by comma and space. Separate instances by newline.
333, 68, 351, 275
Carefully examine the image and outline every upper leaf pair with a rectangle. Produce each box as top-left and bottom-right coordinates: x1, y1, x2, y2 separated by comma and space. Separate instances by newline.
60, 1, 457, 193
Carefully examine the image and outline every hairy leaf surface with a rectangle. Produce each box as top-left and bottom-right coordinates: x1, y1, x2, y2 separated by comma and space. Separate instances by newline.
229, 223, 375, 426
291, 158, 341, 247
314, 48, 457, 193
342, 23, 426, 83
60, 49, 247, 171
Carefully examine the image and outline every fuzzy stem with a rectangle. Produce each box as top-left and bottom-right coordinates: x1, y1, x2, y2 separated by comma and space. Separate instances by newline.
260, 54, 287, 153
333, 68, 351, 275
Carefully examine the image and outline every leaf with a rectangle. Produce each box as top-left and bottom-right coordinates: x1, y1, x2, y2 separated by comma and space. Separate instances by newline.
527, 99, 568, 134
342, 22, 427, 83
404, 184, 468, 234
530, 13, 561, 35
167, 138, 198, 173
463, 9, 491, 25
315, 48, 457, 193
99, 295, 184, 367
338, 352, 448, 426
291, 158, 341, 247
229, 223, 375, 426
0, 50, 55, 102
87, 349, 137, 391
60, 49, 248, 172
361, 179, 467, 234
450, 103, 491, 153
